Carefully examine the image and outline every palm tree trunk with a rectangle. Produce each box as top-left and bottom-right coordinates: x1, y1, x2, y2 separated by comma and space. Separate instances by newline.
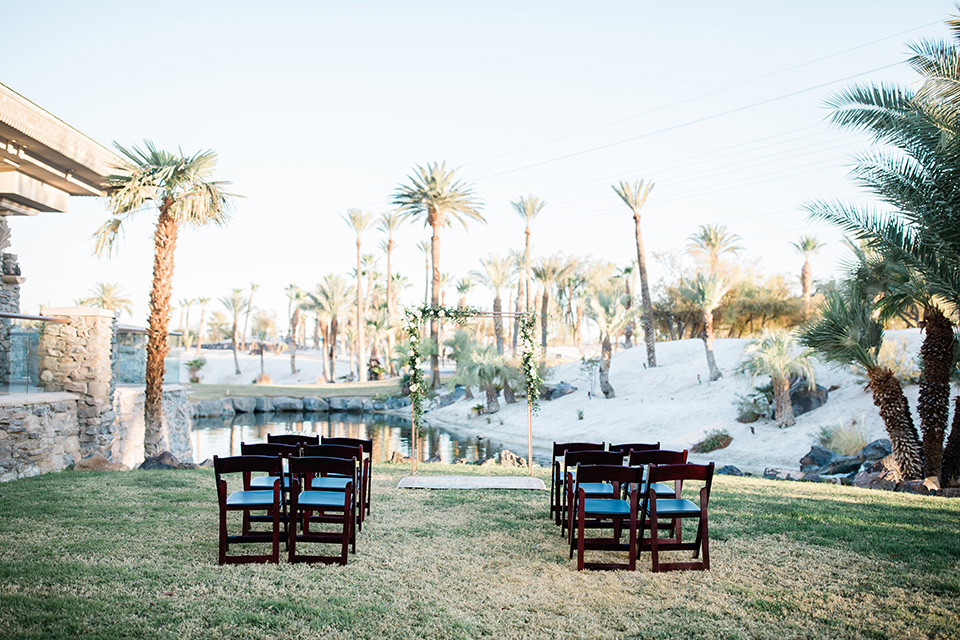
801, 258, 812, 318
575, 302, 583, 353
231, 318, 240, 376
623, 279, 633, 349
503, 380, 516, 404
599, 334, 615, 398
493, 295, 504, 355
918, 306, 954, 479
356, 238, 367, 383
328, 319, 338, 382
513, 280, 523, 353
386, 240, 397, 376
195, 307, 206, 357
485, 384, 500, 414
290, 306, 300, 375
941, 397, 960, 487
144, 205, 177, 458
772, 375, 795, 427
633, 214, 657, 367
430, 223, 441, 388
702, 309, 722, 381
867, 366, 924, 480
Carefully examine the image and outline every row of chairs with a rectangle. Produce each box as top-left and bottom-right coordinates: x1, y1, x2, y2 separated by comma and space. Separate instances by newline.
550, 441, 715, 572
213, 434, 373, 566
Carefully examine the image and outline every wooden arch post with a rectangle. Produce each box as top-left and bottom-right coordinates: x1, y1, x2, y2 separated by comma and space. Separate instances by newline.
404, 305, 541, 476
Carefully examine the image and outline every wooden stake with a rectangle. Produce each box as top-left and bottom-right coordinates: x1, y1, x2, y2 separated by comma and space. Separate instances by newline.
527, 400, 533, 477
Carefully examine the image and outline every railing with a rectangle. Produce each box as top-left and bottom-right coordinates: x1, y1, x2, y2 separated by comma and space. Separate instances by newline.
115, 325, 182, 386
0, 312, 69, 395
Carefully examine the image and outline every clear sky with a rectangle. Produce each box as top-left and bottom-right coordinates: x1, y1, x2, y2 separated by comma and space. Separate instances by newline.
2, 0, 955, 327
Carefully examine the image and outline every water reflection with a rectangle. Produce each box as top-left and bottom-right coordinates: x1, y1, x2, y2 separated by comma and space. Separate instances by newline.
191, 411, 510, 464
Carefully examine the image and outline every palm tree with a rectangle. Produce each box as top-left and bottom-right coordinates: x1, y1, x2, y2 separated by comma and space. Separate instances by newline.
461, 346, 511, 413
790, 235, 825, 318
287, 287, 304, 375
800, 286, 924, 479
220, 288, 246, 376
393, 162, 484, 388
455, 277, 475, 308
344, 209, 373, 382
194, 297, 210, 357
240, 283, 258, 351
471, 253, 514, 355
686, 223, 743, 275
96, 141, 233, 457
613, 264, 635, 348
532, 255, 573, 351
681, 272, 731, 381
309, 275, 351, 382
612, 179, 657, 368
511, 195, 545, 314
585, 289, 638, 398
177, 298, 195, 348
76, 282, 134, 318
735, 329, 816, 427
379, 211, 402, 375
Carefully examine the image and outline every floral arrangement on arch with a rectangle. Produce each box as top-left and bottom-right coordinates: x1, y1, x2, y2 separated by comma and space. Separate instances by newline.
402, 304, 541, 435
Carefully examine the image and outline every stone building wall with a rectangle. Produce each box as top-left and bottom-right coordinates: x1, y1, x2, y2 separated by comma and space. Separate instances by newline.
37, 307, 117, 458
0, 253, 21, 385
112, 386, 192, 468
0, 393, 78, 481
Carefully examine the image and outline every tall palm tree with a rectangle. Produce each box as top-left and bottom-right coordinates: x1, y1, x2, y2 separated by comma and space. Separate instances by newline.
612, 179, 657, 368
177, 298, 195, 348
532, 255, 573, 351
344, 209, 373, 382
220, 288, 247, 376
585, 289, 638, 399
240, 283, 258, 351
287, 287, 305, 375
309, 274, 351, 382
687, 223, 743, 275
194, 297, 210, 357
790, 235, 825, 318
511, 195, 545, 314
379, 211, 402, 375
455, 276, 475, 308
681, 272, 731, 381
393, 162, 484, 388
735, 329, 816, 427
96, 141, 233, 457
461, 346, 511, 413
76, 282, 134, 318
613, 264, 635, 348
800, 286, 924, 479
471, 253, 515, 355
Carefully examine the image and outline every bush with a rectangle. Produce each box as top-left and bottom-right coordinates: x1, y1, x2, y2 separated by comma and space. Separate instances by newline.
734, 383, 772, 423
815, 417, 868, 456
693, 429, 732, 453
853, 336, 920, 385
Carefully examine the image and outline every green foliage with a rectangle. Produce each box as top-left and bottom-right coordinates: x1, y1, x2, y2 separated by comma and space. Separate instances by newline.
735, 384, 772, 423
692, 429, 732, 453
816, 418, 869, 456
577, 409, 584, 421
185, 358, 206, 370
735, 329, 817, 389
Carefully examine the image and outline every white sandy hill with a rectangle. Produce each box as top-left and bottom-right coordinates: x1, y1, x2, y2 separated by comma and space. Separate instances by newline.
180, 349, 351, 386
424, 330, 929, 475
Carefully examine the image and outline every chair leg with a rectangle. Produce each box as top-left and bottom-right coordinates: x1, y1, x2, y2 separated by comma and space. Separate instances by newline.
649, 501, 660, 573
576, 492, 586, 571
628, 510, 638, 571
271, 492, 281, 564
218, 505, 228, 566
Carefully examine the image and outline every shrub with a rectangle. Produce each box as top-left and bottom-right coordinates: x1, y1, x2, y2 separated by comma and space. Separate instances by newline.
693, 429, 732, 453
815, 417, 868, 456
853, 336, 920, 385
735, 384, 772, 423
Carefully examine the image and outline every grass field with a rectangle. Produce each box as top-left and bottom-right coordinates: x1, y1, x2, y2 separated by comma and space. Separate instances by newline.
0, 464, 958, 639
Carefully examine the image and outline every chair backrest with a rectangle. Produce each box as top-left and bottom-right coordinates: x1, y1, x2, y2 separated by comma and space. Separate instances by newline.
267, 433, 320, 448
214, 455, 282, 491
609, 442, 660, 455
303, 443, 363, 461
289, 456, 357, 490
628, 449, 688, 467
646, 462, 715, 501
552, 441, 605, 459
563, 449, 623, 471
239, 442, 300, 458
322, 436, 373, 454
575, 463, 642, 492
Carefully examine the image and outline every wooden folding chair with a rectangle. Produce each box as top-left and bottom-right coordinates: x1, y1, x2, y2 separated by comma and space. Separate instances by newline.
569, 463, 642, 571
550, 441, 605, 525
239, 442, 299, 538
561, 450, 624, 538
639, 462, 715, 572
609, 441, 660, 462
628, 449, 689, 539
288, 456, 357, 565
322, 436, 373, 517
214, 455, 283, 565
303, 443, 365, 531
267, 433, 320, 453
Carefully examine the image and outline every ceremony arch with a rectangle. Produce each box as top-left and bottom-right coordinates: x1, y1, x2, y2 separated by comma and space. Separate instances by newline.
403, 304, 541, 475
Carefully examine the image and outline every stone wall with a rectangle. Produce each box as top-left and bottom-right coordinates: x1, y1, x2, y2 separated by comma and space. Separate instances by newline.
112, 386, 193, 468
0, 253, 21, 385
37, 307, 116, 458
0, 393, 78, 481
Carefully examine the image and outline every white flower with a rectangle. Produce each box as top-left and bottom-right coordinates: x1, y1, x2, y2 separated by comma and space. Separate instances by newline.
412, 308, 421, 318
438, 309, 445, 318
409, 384, 418, 392
408, 350, 415, 357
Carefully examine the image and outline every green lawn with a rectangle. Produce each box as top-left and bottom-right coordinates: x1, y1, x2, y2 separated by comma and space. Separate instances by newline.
0, 465, 958, 639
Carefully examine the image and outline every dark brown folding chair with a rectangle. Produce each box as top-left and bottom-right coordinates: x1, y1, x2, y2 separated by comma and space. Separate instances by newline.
240, 442, 299, 537
569, 463, 643, 571
639, 462, 715, 572
561, 450, 624, 538
628, 449, 690, 539
550, 441, 605, 525
288, 456, 357, 565
322, 436, 373, 517
609, 442, 660, 461
214, 455, 283, 565
303, 443, 365, 531
267, 433, 320, 453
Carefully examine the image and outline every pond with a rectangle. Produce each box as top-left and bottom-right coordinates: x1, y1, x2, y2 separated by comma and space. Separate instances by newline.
191, 411, 518, 465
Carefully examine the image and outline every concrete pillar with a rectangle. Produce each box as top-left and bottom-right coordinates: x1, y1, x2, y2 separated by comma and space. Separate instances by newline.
37, 306, 117, 458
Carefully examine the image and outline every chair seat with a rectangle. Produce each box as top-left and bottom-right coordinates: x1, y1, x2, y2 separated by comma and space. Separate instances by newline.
250, 475, 290, 489
583, 498, 631, 517
307, 477, 352, 491
578, 482, 614, 496
646, 482, 675, 496
648, 498, 700, 516
226, 490, 278, 508
298, 490, 352, 509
